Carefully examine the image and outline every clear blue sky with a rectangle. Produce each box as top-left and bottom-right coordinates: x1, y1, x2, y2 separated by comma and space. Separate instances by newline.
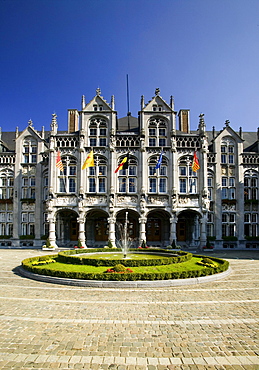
1, 0, 259, 133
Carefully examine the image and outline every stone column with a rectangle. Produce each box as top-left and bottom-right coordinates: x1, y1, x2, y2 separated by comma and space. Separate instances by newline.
139, 217, 147, 245
170, 214, 177, 244
48, 215, 58, 249
200, 215, 207, 248
78, 215, 86, 248
108, 216, 116, 247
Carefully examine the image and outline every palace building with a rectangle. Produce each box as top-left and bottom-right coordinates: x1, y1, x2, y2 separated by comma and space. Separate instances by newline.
0, 88, 259, 250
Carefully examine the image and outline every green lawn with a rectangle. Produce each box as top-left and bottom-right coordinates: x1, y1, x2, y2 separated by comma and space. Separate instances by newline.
33, 256, 209, 274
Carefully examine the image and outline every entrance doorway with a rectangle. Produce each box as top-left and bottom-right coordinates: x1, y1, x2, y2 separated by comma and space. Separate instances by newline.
176, 211, 200, 246
56, 210, 79, 246
146, 218, 161, 241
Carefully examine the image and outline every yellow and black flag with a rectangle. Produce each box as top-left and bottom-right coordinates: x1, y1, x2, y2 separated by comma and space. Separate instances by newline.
115, 153, 129, 173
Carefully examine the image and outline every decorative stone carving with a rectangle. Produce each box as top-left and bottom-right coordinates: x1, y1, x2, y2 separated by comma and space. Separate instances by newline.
222, 204, 236, 211
21, 203, 35, 211
117, 195, 138, 204
148, 196, 168, 205
178, 196, 199, 207
56, 196, 77, 206
86, 196, 107, 205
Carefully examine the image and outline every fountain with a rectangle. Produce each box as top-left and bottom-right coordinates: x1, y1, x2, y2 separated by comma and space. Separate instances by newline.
116, 211, 133, 258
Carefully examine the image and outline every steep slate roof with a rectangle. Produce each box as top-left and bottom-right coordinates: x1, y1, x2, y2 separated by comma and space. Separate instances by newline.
117, 115, 139, 133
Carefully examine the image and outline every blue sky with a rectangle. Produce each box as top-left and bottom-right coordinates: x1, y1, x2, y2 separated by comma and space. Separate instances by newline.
1, 0, 259, 133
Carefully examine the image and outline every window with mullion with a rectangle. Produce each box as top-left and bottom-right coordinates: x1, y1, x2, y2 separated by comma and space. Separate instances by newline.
148, 159, 167, 194
118, 164, 137, 193
88, 159, 107, 193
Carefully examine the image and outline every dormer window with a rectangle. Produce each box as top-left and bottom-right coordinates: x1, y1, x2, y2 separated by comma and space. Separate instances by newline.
148, 117, 167, 147
93, 105, 98, 111
89, 118, 107, 147
23, 138, 37, 164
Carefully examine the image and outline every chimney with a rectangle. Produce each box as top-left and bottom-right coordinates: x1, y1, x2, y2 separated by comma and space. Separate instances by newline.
68, 110, 79, 133
178, 109, 190, 133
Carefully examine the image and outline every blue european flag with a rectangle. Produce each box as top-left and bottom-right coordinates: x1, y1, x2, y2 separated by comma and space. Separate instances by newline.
155, 151, 163, 169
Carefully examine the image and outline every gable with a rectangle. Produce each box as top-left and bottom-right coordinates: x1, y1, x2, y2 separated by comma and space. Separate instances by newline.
82, 95, 111, 112
143, 94, 172, 112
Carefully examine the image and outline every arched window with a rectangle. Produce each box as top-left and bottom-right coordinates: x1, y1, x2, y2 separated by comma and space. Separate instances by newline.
221, 138, 235, 164
22, 166, 36, 199
148, 117, 167, 147
244, 170, 258, 238
23, 137, 37, 163
118, 157, 137, 193
57, 155, 77, 193
0, 170, 14, 199
88, 155, 107, 193
178, 156, 198, 194
89, 117, 107, 147
148, 155, 167, 193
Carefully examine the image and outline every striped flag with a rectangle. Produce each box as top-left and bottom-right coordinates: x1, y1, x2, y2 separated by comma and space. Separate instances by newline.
192, 151, 200, 172
56, 150, 64, 171
115, 153, 129, 173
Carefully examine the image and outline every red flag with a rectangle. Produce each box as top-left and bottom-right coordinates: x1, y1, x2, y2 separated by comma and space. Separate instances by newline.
192, 151, 200, 172
56, 150, 64, 171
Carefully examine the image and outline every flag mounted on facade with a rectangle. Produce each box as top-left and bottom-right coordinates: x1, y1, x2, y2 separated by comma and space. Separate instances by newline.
82, 150, 95, 169
115, 153, 129, 173
192, 151, 200, 172
56, 150, 64, 172
155, 150, 163, 169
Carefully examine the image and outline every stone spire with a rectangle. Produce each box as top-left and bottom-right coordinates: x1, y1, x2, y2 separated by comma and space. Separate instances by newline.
51, 113, 58, 134
81, 95, 85, 109
141, 95, 145, 109
111, 95, 115, 110
170, 95, 174, 110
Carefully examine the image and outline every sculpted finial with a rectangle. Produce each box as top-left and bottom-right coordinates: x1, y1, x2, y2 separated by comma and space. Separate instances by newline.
155, 88, 160, 96
96, 87, 101, 96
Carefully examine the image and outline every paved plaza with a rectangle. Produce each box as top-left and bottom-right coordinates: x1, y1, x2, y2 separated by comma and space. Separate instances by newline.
0, 249, 258, 370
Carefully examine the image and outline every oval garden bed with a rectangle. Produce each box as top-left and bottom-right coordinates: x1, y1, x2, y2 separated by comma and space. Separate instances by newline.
21, 248, 229, 282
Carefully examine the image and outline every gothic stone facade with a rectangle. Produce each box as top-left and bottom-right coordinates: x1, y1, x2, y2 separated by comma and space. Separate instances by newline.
0, 88, 259, 250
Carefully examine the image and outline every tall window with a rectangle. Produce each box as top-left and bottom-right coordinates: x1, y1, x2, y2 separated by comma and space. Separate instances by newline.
221, 139, 235, 164
118, 157, 137, 193
88, 156, 107, 193
0, 171, 13, 199
244, 171, 258, 238
148, 117, 167, 147
179, 156, 198, 194
221, 176, 236, 199
89, 117, 107, 147
207, 171, 214, 200
207, 212, 214, 237
23, 138, 37, 163
22, 167, 36, 199
58, 156, 77, 193
21, 212, 35, 236
222, 212, 236, 237
43, 172, 49, 200
148, 156, 167, 193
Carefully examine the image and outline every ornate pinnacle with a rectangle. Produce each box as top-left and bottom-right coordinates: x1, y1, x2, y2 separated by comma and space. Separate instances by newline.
96, 87, 101, 96
155, 88, 160, 96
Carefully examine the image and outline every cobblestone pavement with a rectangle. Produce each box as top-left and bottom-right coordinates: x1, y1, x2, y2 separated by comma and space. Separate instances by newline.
0, 249, 258, 370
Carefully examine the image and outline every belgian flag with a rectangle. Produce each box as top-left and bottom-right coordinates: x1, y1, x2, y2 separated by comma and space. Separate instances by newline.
115, 153, 129, 173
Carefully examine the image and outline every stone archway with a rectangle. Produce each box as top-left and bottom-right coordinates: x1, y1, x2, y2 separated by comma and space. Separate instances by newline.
56, 209, 79, 247
176, 210, 200, 248
85, 209, 109, 248
146, 210, 170, 247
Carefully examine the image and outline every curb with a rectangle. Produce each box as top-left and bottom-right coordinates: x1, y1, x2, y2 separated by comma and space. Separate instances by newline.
17, 266, 232, 288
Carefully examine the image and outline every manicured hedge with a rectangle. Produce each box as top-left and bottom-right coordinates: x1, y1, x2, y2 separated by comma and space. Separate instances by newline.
21, 251, 229, 281
56, 248, 192, 267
